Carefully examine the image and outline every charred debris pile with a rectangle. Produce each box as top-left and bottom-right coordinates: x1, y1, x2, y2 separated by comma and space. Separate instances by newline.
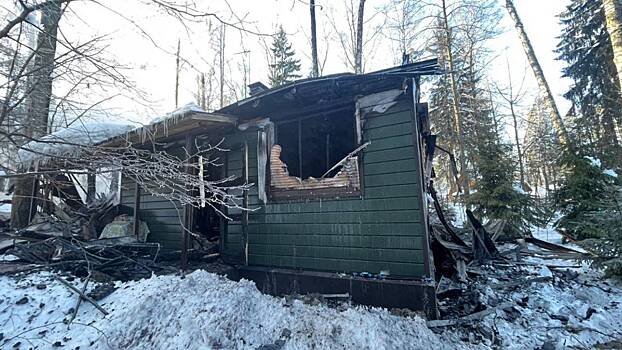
0, 191, 221, 282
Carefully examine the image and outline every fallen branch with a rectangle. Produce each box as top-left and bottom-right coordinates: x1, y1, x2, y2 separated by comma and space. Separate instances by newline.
427, 302, 513, 328
55, 276, 109, 315
67, 274, 91, 328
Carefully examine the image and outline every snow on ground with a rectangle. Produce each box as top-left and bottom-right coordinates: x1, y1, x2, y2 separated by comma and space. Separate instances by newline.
2, 225, 622, 349
0, 270, 468, 350
474, 259, 622, 349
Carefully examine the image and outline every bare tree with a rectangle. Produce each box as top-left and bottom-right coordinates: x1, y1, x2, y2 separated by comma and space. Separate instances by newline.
495, 61, 529, 187
383, 0, 424, 64
310, 0, 320, 77
1, 1, 265, 231
219, 23, 226, 108
354, 0, 365, 73
505, 0, 571, 147
439, 0, 469, 195
327, 0, 382, 73
175, 39, 181, 108
10, 0, 62, 228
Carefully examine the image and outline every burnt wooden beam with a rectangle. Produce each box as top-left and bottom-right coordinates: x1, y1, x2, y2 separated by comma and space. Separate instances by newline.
180, 134, 195, 271
132, 181, 141, 238
409, 77, 434, 280
242, 141, 249, 266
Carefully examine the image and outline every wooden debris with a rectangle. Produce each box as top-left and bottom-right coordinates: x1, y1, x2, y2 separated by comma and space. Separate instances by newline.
427, 302, 513, 328
55, 276, 109, 315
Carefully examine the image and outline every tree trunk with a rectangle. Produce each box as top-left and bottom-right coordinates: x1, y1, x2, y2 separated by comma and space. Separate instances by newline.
175, 39, 180, 108
354, 0, 365, 74
219, 23, 226, 108
510, 101, 525, 186
505, 0, 571, 147
441, 0, 469, 196
310, 0, 319, 78
11, 1, 61, 229
604, 0, 622, 89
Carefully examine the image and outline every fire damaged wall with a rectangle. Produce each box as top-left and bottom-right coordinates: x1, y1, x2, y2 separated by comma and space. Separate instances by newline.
222, 91, 429, 279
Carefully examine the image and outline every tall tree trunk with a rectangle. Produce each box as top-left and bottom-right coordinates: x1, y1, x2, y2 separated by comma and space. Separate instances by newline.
604, 0, 622, 89
354, 0, 365, 74
505, 0, 571, 147
510, 101, 525, 186
310, 0, 319, 78
219, 23, 226, 108
175, 39, 180, 108
11, 1, 62, 229
441, 0, 469, 196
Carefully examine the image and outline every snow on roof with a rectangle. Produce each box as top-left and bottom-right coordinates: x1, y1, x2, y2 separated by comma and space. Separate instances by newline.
149, 102, 206, 125
18, 121, 138, 168
17, 104, 210, 168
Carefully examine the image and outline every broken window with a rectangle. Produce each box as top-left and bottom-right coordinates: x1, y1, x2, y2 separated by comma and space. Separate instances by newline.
269, 107, 361, 198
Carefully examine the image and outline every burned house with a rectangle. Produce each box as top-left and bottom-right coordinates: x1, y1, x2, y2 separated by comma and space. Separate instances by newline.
16, 59, 441, 316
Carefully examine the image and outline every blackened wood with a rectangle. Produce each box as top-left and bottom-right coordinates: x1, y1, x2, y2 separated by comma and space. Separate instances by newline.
242, 141, 249, 265
180, 134, 195, 270
132, 182, 141, 238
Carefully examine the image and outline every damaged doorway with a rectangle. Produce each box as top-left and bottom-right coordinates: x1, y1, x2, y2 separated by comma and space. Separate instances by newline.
193, 148, 225, 245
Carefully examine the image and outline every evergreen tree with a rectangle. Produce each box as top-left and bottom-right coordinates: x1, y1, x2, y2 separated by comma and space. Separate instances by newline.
555, 153, 622, 275
557, 0, 622, 166
466, 81, 543, 238
268, 26, 301, 87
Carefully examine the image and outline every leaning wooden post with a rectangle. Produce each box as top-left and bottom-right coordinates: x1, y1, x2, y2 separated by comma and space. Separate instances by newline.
180, 135, 195, 271
86, 167, 96, 204
242, 141, 249, 266
132, 181, 141, 238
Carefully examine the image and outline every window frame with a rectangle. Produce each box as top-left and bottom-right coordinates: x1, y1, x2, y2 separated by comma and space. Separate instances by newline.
267, 107, 363, 202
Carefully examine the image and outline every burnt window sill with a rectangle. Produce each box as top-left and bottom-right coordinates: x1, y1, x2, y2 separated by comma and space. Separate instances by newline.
268, 186, 361, 202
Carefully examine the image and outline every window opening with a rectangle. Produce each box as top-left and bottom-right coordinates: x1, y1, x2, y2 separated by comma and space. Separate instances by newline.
270, 106, 361, 194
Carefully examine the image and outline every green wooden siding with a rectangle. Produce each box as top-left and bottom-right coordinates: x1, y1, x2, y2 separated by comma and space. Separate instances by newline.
115, 96, 428, 278
223, 97, 428, 278
120, 180, 184, 250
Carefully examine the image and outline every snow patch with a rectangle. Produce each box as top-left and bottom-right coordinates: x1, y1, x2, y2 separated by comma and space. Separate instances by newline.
585, 156, 602, 168
513, 183, 528, 195
604, 168, 618, 178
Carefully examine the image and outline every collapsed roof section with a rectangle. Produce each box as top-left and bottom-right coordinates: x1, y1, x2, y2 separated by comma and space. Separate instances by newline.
217, 58, 441, 119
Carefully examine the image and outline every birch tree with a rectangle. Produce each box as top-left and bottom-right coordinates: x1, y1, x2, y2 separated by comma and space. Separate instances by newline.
354, 0, 365, 74
505, 0, 571, 147
328, 0, 382, 74
604, 0, 622, 89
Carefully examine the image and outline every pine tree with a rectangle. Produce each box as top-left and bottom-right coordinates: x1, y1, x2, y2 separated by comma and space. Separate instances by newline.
555, 153, 622, 276
557, 0, 622, 166
465, 69, 543, 237
268, 26, 301, 87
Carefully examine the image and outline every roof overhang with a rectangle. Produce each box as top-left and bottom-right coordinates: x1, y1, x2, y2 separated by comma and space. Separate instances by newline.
99, 110, 239, 148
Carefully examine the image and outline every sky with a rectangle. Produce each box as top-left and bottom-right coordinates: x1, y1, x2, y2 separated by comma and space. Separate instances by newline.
5, 0, 574, 126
